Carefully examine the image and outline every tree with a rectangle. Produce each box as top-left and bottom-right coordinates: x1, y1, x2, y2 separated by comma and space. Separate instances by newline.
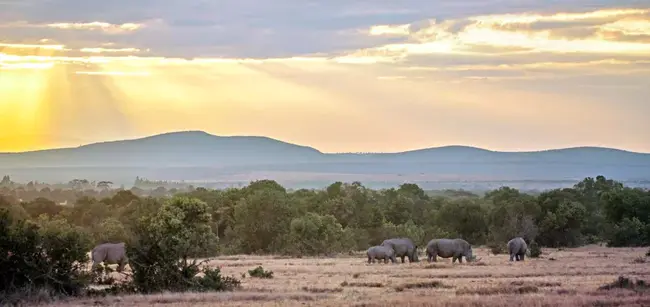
22, 197, 63, 219
126, 196, 231, 293
0, 209, 93, 301
231, 189, 293, 253
96, 181, 113, 190
436, 198, 489, 244
486, 187, 540, 244
537, 200, 587, 247
287, 213, 345, 255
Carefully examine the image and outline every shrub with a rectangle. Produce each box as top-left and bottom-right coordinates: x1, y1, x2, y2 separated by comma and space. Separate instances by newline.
248, 266, 274, 279
193, 268, 241, 291
487, 241, 505, 255
0, 209, 93, 304
528, 240, 541, 258
121, 196, 240, 294
599, 276, 650, 292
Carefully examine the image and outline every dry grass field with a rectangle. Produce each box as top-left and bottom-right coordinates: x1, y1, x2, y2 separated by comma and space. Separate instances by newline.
53, 245, 650, 307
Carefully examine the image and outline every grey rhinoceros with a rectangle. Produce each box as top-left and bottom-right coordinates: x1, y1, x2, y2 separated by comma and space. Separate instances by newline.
380, 238, 419, 263
508, 237, 528, 261
91, 242, 129, 272
366, 245, 396, 264
426, 238, 474, 263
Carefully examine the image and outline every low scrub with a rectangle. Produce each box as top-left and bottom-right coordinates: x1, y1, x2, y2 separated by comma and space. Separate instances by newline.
394, 281, 449, 292
528, 240, 542, 258
599, 276, 650, 292
302, 286, 343, 293
341, 281, 383, 288
511, 280, 561, 287
456, 285, 539, 296
248, 266, 274, 279
487, 241, 506, 255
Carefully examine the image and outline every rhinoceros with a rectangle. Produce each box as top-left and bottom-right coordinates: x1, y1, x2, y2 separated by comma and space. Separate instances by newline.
381, 238, 419, 263
367, 245, 396, 264
508, 237, 528, 261
426, 238, 474, 263
91, 242, 128, 272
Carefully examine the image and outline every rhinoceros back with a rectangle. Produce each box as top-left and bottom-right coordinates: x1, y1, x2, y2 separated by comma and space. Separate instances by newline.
381, 238, 416, 257
92, 242, 127, 264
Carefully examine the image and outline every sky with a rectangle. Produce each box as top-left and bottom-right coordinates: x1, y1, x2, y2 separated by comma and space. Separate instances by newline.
1, 0, 649, 153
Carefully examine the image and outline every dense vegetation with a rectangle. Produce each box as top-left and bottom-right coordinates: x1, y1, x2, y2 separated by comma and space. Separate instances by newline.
1, 174, 649, 303
2, 175, 649, 255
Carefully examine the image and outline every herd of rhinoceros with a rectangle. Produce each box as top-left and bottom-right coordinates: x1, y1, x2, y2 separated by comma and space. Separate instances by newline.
90, 237, 529, 273
366, 237, 528, 264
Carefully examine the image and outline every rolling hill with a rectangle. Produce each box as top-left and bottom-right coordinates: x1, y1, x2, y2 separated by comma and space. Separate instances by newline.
1, 131, 649, 189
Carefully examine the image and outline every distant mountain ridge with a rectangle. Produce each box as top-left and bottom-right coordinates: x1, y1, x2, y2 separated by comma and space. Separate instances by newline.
1, 131, 649, 187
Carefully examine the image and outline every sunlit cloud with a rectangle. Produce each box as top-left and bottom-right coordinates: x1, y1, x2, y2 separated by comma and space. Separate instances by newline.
404, 59, 650, 72
600, 18, 650, 36
0, 61, 53, 70
368, 24, 411, 36
345, 7, 650, 65
80, 47, 142, 54
46, 22, 143, 34
75, 71, 150, 76
468, 8, 649, 24
0, 42, 67, 50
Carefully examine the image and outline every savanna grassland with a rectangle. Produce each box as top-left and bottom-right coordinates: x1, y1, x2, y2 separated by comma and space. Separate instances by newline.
61, 246, 650, 307
3, 176, 650, 306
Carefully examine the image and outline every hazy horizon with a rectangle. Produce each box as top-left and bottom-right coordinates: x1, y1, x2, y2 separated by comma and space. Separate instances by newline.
2, 130, 650, 155
2, 1, 649, 153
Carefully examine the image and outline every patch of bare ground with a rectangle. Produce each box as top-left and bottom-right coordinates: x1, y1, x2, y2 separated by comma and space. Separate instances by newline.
61, 246, 650, 306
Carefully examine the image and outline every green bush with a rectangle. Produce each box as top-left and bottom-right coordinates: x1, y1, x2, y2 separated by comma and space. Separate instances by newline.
192, 268, 240, 291
287, 212, 345, 256
607, 217, 647, 247
248, 266, 274, 279
123, 196, 240, 294
487, 241, 505, 255
0, 209, 93, 304
528, 240, 541, 258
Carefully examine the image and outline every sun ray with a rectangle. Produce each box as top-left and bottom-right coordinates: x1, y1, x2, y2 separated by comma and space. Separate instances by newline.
0, 68, 53, 151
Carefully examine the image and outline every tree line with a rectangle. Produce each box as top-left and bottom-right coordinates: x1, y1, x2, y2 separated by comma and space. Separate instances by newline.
1, 175, 649, 257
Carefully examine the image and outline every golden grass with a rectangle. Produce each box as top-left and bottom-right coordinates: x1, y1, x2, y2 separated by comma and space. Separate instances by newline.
54, 245, 650, 306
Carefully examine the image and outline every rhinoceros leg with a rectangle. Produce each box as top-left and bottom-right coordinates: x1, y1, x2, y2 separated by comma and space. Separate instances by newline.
400, 255, 406, 263
451, 256, 457, 263
117, 261, 125, 272
91, 260, 101, 271
519, 253, 525, 261
458, 256, 463, 264
510, 253, 515, 261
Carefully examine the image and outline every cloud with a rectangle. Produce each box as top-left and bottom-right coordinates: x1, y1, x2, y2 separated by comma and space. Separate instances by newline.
79, 47, 142, 54
46, 22, 144, 34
